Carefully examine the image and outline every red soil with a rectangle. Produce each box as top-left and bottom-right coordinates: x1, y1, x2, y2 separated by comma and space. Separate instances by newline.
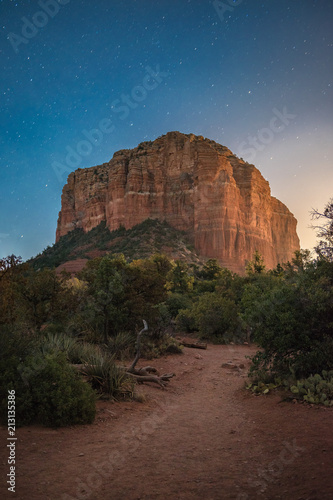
1, 344, 332, 500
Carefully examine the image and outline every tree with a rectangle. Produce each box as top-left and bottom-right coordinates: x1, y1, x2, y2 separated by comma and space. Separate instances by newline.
244, 261, 333, 380
245, 250, 266, 275
166, 260, 194, 293
199, 259, 224, 280
282, 250, 312, 278
0, 255, 22, 281
86, 256, 127, 342
17, 267, 66, 330
127, 256, 170, 329
0, 255, 28, 325
311, 198, 333, 261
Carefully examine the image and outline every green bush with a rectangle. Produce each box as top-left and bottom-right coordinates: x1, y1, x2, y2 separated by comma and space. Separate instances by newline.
0, 326, 37, 426
1, 350, 96, 427
0, 355, 35, 426
39, 332, 78, 357
193, 293, 242, 343
28, 352, 96, 427
176, 308, 197, 333
244, 262, 333, 380
166, 292, 192, 318
247, 371, 333, 407
38, 331, 102, 364
68, 341, 103, 364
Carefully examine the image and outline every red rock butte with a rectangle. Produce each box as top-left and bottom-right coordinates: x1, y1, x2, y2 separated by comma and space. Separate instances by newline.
56, 131, 300, 273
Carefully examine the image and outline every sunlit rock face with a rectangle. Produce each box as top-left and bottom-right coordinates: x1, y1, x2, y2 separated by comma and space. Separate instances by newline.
56, 131, 300, 273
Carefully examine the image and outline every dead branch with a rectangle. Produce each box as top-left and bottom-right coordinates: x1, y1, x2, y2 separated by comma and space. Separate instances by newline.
126, 320, 174, 388
132, 366, 159, 376
127, 372, 174, 388
128, 319, 148, 372
75, 321, 175, 389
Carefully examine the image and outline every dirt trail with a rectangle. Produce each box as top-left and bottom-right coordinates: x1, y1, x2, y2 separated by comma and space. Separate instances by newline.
1, 345, 332, 500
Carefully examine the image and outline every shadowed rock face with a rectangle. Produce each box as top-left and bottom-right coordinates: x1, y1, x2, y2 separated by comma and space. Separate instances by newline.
56, 131, 300, 273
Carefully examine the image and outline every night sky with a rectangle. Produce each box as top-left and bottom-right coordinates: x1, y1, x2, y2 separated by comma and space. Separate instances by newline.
1, 0, 332, 261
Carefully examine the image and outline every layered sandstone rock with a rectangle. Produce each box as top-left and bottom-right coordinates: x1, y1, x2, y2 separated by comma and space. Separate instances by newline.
56, 132, 300, 273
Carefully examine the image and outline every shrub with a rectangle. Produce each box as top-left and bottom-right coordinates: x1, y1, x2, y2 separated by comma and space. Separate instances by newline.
140, 333, 183, 358
166, 292, 192, 318
247, 371, 333, 407
0, 326, 37, 426
39, 332, 78, 357
175, 308, 197, 333
176, 291, 244, 343
245, 265, 333, 380
28, 352, 96, 427
194, 293, 241, 343
104, 331, 136, 360
68, 341, 102, 364
0, 355, 35, 426
290, 371, 333, 406
81, 351, 134, 398
1, 350, 96, 427
38, 331, 103, 364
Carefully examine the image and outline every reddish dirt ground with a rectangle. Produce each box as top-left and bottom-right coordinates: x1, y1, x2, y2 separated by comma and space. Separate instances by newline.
1, 344, 332, 500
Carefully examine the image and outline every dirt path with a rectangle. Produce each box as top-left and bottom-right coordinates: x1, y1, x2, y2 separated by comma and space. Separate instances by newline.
1, 345, 332, 500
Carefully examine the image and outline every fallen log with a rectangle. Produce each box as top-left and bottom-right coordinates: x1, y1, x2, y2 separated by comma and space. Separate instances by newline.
127, 372, 174, 388
178, 339, 207, 350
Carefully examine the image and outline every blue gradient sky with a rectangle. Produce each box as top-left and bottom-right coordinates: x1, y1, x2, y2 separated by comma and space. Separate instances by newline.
1, 0, 332, 260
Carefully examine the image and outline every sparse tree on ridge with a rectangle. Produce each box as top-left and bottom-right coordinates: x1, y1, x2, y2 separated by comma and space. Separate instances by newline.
311, 198, 333, 262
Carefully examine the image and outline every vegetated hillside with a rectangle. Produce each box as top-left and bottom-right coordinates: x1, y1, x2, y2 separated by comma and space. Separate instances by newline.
31, 218, 204, 272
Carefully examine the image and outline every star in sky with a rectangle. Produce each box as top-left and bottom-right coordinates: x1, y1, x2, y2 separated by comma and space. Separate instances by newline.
0, 0, 332, 259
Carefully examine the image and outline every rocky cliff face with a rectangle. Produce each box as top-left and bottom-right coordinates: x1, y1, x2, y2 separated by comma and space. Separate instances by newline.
56, 132, 300, 273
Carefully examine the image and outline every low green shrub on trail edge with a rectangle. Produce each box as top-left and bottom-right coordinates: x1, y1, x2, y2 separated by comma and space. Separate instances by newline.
0, 350, 96, 427
289, 371, 333, 406
246, 370, 333, 407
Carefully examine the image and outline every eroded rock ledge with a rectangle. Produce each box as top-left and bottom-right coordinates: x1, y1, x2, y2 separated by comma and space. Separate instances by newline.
56, 131, 299, 273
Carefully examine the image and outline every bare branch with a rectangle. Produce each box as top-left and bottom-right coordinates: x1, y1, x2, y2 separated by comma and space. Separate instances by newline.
126, 320, 175, 389
127, 372, 174, 388
128, 319, 148, 372
309, 199, 333, 261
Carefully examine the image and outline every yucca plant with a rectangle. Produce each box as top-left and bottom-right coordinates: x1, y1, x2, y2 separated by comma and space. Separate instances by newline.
38, 332, 104, 364
81, 351, 134, 398
67, 341, 102, 364
39, 332, 78, 357
104, 331, 135, 360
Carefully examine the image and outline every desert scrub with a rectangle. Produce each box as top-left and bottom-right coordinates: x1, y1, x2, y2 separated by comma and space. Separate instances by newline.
247, 371, 333, 407
246, 379, 284, 395
140, 334, 183, 359
38, 332, 78, 357
38, 332, 102, 365
68, 341, 103, 364
29, 352, 96, 426
1, 351, 96, 427
104, 331, 136, 360
81, 351, 134, 398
